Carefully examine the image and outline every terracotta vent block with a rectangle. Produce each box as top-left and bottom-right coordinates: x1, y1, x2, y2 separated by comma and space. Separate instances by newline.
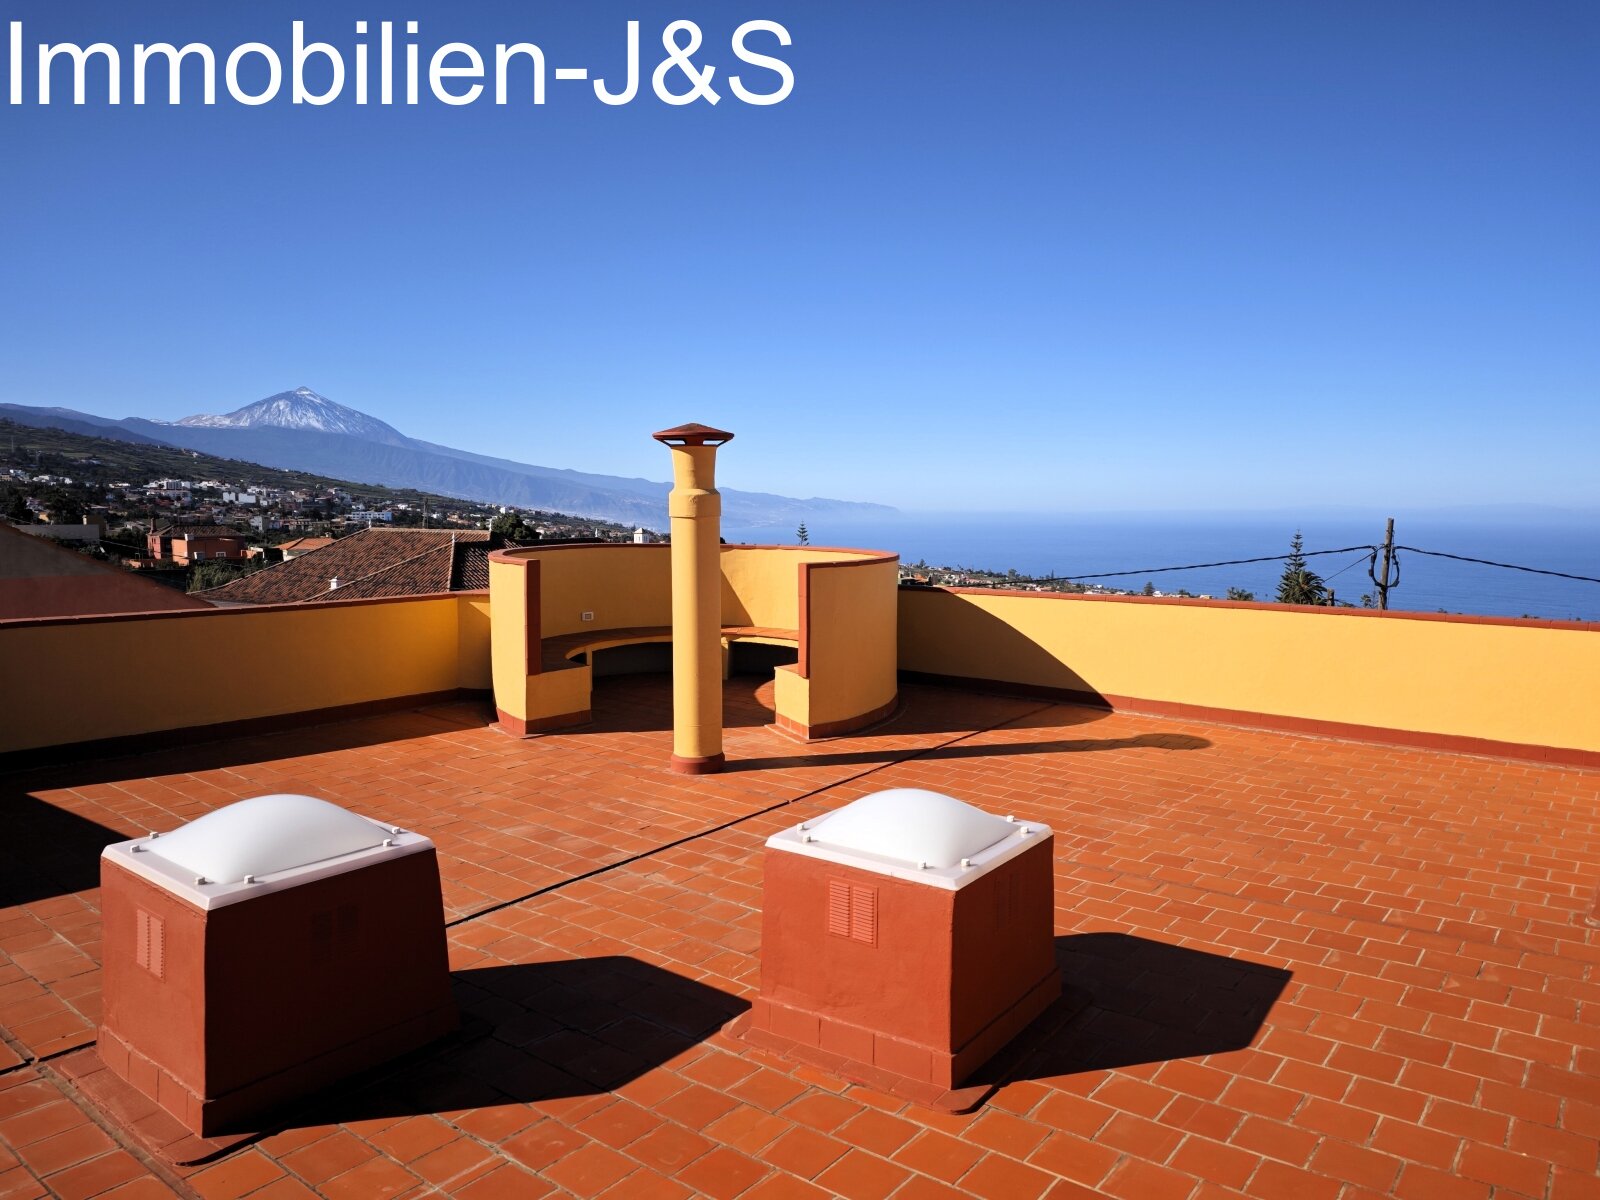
746, 789, 1059, 1107
97, 795, 456, 1136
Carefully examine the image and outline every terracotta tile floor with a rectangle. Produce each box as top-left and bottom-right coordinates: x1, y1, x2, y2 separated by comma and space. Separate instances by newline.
2, 675, 1598, 1199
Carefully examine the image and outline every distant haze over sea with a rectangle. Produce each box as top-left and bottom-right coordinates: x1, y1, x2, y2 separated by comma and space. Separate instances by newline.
724, 507, 1600, 622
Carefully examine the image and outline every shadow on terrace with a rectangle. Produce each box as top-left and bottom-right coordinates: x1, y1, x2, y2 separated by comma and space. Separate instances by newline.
287, 956, 751, 1129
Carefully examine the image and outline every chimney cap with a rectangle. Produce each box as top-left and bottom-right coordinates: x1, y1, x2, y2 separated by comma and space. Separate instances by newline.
652, 422, 735, 447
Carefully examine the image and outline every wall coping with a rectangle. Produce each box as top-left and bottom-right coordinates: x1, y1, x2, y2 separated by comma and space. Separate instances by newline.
900, 583, 1598, 633
490, 543, 898, 566
0, 589, 490, 632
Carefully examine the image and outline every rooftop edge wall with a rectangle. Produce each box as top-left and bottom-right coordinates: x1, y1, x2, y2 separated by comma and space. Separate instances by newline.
898, 586, 1600, 763
0, 593, 491, 759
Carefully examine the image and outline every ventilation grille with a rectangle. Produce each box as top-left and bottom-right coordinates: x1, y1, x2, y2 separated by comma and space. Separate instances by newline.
826, 879, 878, 946
827, 880, 851, 937
135, 910, 164, 979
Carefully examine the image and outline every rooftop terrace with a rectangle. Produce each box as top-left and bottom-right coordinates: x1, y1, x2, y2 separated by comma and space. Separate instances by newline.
3, 674, 1598, 1200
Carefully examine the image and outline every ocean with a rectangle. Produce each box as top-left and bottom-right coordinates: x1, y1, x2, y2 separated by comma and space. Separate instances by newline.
723, 510, 1600, 622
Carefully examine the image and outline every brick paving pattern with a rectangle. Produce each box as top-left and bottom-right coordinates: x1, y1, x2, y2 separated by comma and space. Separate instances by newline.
2, 675, 1598, 1198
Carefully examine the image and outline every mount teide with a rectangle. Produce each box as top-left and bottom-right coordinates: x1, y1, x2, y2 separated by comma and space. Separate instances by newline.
0, 388, 893, 528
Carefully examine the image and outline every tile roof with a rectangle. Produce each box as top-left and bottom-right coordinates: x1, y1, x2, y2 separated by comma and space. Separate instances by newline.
2, 677, 1597, 1198
452, 541, 491, 591
276, 536, 335, 554
0, 522, 212, 619
198, 528, 490, 604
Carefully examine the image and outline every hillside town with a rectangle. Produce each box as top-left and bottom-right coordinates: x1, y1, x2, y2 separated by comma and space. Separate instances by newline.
0, 424, 659, 607
1, 459, 1181, 609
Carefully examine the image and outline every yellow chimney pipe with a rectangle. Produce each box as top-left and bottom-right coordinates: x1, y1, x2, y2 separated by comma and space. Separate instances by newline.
652, 422, 735, 774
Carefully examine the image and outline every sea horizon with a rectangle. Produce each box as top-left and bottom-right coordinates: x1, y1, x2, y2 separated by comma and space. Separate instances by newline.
723, 506, 1600, 622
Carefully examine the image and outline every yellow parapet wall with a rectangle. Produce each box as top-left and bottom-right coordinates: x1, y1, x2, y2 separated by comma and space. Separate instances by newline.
793, 556, 900, 734
1, 593, 493, 758
899, 587, 1600, 761
720, 546, 874, 629
489, 543, 900, 741
457, 594, 492, 690
532, 544, 673, 637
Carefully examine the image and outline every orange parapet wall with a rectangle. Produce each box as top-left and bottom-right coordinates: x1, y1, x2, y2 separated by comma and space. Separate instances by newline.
489, 545, 673, 735
898, 586, 1600, 763
490, 544, 900, 743
774, 553, 901, 739
0, 593, 492, 761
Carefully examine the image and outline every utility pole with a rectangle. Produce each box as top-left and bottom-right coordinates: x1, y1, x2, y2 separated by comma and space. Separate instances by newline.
1377, 517, 1395, 610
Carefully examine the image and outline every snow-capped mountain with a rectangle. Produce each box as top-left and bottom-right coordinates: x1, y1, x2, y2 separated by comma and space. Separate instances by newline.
172, 387, 409, 446
0, 388, 893, 527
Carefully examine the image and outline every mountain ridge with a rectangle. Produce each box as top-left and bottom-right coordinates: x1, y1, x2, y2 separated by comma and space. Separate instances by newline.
0, 390, 893, 527
170, 387, 413, 447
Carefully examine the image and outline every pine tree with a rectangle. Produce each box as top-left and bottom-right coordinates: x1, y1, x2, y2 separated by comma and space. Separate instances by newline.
1276, 531, 1328, 605
795, 522, 809, 545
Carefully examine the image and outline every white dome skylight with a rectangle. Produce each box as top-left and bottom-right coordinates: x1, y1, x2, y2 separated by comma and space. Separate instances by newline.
146, 794, 390, 884
809, 789, 1017, 869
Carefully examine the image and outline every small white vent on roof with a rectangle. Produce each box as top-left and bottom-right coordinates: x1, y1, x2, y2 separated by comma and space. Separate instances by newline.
142, 794, 388, 884
328, 577, 340, 590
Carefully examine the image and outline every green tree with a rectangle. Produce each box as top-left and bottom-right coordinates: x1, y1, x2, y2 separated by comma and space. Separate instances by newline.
1, 487, 31, 522
41, 487, 84, 524
490, 512, 540, 544
1226, 586, 1255, 602
1276, 531, 1328, 605
795, 521, 810, 545
1141, 581, 1156, 597
189, 560, 259, 591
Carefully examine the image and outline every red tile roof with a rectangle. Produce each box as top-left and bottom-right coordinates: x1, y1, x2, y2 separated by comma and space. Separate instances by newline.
276, 536, 335, 554
198, 528, 490, 604
0, 523, 211, 619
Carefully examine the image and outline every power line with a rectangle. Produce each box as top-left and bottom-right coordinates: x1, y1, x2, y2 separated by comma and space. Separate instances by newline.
974, 538, 1598, 600
1323, 551, 1373, 585
1025, 545, 1377, 584
1394, 545, 1600, 587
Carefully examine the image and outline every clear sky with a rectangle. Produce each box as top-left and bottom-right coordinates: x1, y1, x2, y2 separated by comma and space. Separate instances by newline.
1, 1, 1595, 512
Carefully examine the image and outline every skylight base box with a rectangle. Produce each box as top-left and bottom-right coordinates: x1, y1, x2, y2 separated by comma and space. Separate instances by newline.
97, 795, 456, 1136
746, 790, 1059, 1105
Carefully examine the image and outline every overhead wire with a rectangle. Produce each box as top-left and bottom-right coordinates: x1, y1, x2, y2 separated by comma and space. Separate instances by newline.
1322, 551, 1373, 585
1022, 544, 1378, 585
962, 541, 1597, 606
1393, 545, 1600, 587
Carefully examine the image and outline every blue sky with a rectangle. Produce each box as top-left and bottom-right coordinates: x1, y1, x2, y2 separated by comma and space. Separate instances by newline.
1, 1, 1595, 512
